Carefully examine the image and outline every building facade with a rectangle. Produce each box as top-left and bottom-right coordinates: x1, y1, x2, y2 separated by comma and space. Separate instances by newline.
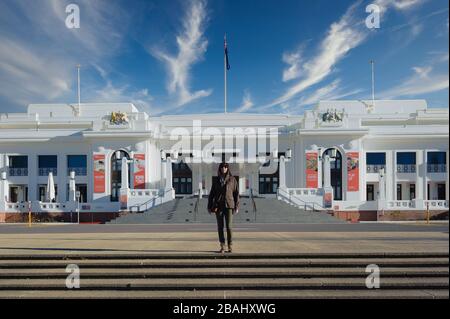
0, 99, 448, 222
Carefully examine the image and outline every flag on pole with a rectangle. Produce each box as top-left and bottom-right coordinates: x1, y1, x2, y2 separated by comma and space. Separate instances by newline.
224, 36, 230, 70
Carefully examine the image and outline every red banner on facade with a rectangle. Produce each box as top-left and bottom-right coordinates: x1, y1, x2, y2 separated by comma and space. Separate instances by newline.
347, 152, 360, 192
306, 152, 318, 188
93, 154, 106, 193
133, 154, 146, 189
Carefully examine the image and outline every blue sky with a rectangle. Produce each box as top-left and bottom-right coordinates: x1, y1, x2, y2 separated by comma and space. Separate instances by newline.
0, 0, 448, 115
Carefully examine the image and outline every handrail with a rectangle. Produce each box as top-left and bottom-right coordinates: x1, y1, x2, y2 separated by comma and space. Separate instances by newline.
250, 189, 257, 222
277, 187, 326, 212
128, 188, 173, 213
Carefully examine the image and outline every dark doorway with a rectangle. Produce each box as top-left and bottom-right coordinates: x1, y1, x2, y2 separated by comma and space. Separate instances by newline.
323, 148, 343, 200
366, 184, 375, 201
110, 151, 131, 202
437, 184, 446, 200
173, 161, 193, 195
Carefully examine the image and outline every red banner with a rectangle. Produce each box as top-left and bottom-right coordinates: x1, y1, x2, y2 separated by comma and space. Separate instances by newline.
93, 154, 106, 193
306, 152, 318, 188
347, 152, 360, 192
133, 154, 146, 189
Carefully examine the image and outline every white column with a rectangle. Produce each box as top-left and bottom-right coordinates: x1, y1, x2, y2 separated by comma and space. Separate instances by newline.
165, 158, 173, 190
378, 168, 386, 210
323, 155, 331, 188
121, 157, 129, 191
416, 150, 425, 200
0, 171, 7, 203
385, 151, 395, 200
28, 154, 37, 202
279, 156, 286, 189
69, 171, 76, 202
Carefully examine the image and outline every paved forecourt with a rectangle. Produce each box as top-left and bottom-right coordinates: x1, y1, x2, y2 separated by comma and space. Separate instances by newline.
0, 223, 447, 256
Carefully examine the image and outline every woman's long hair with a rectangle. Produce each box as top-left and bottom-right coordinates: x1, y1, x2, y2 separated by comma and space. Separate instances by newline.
217, 162, 232, 177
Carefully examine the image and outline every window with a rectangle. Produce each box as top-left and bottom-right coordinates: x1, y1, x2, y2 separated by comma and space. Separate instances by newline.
38, 155, 57, 176
397, 152, 416, 165
38, 184, 58, 202
9, 185, 28, 203
409, 184, 416, 200
367, 184, 375, 201
397, 152, 416, 173
427, 152, 446, 164
437, 184, 446, 200
172, 161, 193, 195
9, 156, 28, 168
366, 153, 386, 173
259, 175, 279, 194
427, 152, 447, 173
66, 184, 87, 203
366, 153, 386, 165
397, 184, 402, 200
67, 155, 87, 176
8, 156, 28, 176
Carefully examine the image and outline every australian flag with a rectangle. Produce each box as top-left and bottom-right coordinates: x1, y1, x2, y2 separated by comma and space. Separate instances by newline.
224, 36, 230, 70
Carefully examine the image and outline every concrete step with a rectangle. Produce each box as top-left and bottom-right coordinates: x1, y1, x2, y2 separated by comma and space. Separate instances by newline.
0, 277, 448, 290
0, 252, 447, 260
0, 289, 447, 299
0, 267, 448, 279
0, 253, 447, 299
0, 258, 447, 269
109, 197, 344, 224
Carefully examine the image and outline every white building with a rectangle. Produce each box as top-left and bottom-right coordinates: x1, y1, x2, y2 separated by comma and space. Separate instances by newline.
0, 99, 448, 222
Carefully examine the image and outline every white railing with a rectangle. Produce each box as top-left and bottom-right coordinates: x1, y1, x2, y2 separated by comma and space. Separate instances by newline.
286, 188, 321, 197
128, 188, 175, 213
129, 189, 160, 198
366, 165, 385, 173
39, 202, 63, 211
397, 164, 416, 173
427, 164, 447, 173
67, 167, 87, 176
277, 187, 325, 211
9, 167, 28, 176
385, 200, 415, 210
425, 200, 449, 210
39, 167, 57, 176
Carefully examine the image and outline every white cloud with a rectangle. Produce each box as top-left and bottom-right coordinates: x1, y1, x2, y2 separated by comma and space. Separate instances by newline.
0, 0, 135, 111
265, 2, 367, 109
375, 0, 425, 12
379, 63, 449, 99
294, 79, 363, 109
282, 50, 303, 82
151, 0, 212, 107
235, 90, 255, 113
92, 81, 155, 113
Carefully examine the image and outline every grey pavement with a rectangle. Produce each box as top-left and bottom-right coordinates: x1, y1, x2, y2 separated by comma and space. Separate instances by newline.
0, 223, 447, 256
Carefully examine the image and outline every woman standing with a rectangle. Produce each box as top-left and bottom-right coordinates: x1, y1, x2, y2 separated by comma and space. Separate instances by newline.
208, 163, 240, 253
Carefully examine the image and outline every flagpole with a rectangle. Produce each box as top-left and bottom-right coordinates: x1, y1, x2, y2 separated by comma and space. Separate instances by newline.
224, 35, 227, 114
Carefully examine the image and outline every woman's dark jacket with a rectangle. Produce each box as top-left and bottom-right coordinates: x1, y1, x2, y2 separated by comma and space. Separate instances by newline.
208, 173, 240, 211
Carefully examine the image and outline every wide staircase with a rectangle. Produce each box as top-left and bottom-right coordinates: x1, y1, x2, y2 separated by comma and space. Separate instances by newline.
0, 252, 447, 299
108, 196, 343, 224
